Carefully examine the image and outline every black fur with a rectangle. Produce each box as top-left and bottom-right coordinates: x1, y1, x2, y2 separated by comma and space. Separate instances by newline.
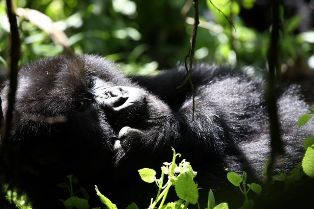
0, 55, 313, 208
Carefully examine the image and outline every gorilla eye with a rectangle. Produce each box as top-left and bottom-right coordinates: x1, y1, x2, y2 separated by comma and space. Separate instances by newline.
87, 78, 95, 89
74, 92, 94, 112
74, 100, 90, 112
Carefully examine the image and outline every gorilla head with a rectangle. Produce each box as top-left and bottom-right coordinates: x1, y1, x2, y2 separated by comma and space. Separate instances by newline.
0, 55, 313, 209
0, 55, 179, 208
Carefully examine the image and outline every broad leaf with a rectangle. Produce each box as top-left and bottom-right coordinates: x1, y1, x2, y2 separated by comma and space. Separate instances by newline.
227, 172, 243, 187
298, 114, 313, 127
248, 183, 262, 194
64, 196, 89, 209
174, 173, 198, 204
138, 168, 156, 183
302, 146, 314, 178
214, 203, 229, 209
126, 202, 139, 209
207, 189, 215, 209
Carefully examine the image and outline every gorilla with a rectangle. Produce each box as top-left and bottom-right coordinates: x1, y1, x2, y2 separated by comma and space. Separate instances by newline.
0, 55, 313, 209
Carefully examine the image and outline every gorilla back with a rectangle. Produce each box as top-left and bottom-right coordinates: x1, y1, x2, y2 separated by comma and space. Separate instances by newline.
0, 55, 313, 209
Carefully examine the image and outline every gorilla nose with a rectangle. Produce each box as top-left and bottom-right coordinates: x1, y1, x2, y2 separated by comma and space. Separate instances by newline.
96, 86, 145, 112
101, 87, 129, 110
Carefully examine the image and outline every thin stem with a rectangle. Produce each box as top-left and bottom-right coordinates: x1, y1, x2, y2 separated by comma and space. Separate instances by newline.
157, 182, 172, 209
155, 169, 165, 199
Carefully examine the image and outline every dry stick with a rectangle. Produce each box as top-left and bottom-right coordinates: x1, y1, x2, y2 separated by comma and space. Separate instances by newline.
181, 0, 199, 118
4, 0, 20, 140
265, 0, 283, 183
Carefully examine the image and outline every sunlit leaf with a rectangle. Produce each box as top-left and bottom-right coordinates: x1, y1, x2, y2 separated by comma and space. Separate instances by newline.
174, 173, 198, 204
207, 189, 215, 209
298, 114, 313, 127
227, 172, 243, 187
138, 168, 156, 183
242, 0, 255, 9
95, 185, 118, 209
213, 202, 229, 209
302, 146, 314, 178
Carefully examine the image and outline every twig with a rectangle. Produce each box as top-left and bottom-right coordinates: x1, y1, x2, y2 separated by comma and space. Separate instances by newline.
208, 0, 236, 31
180, 0, 199, 118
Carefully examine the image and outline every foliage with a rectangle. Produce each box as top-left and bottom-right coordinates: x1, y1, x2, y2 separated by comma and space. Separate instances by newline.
60, 175, 91, 209
4, 141, 314, 209
137, 148, 201, 208
1, 0, 313, 74
4, 185, 32, 209
227, 172, 262, 209
0, 0, 187, 72
95, 148, 229, 209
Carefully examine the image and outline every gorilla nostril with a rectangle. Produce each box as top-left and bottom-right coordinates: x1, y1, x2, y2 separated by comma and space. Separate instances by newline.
110, 87, 125, 97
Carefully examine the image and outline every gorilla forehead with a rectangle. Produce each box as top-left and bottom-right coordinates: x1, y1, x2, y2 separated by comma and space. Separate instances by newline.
18, 55, 131, 89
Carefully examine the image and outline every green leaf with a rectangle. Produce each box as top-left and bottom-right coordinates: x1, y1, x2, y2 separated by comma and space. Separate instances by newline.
272, 173, 286, 181
138, 168, 156, 183
174, 173, 199, 204
248, 183, 262, 195
285, 16, 301, 33
239, 199, 254, 209
126, 202, 139, 209
213, 202, 229, 209
161, 201, 184, 209
64, 196, 89, 209
227, 172, 243, 187
242, 0, 255, 9
298, 114, 313, 127
207, 189, 215, 209
304, 137, 314, 149
302, 146, 314, 178
95, 185, 118, 209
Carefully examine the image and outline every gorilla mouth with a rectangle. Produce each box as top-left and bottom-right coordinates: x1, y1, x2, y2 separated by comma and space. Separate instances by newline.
104, 92, 128, 110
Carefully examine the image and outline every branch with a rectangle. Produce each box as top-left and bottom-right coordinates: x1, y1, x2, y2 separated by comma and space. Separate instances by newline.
265, 0, 283, 183
3, 0, 21, 140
